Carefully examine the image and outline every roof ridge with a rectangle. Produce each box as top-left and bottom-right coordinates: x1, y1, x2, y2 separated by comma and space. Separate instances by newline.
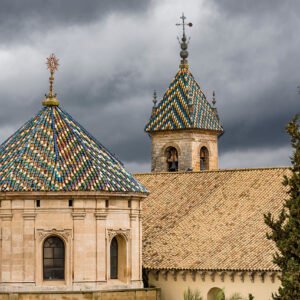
134, 166, 290, 176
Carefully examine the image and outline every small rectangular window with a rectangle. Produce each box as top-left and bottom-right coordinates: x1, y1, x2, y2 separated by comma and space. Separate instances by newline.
36, 200, 40, 207
105, 199, 109, 208
68, 199, 73, 207
128, 200, 132, 208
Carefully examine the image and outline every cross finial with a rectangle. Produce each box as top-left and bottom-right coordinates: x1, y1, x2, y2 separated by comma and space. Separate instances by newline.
42, 53, 60, 107
176, 13, 191, 36
176, 13, 192, 69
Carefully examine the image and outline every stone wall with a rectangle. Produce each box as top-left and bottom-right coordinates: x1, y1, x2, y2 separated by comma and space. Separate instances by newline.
0, 192, 146, 292
149, 130, 219, 172
0, 288, 160, 300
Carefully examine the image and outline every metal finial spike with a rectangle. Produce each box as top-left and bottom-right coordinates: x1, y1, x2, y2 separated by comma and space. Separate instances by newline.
153, 90, 158, 107
42, 54, 60, 107
212, 91, 216, 106
176, 13, 193, 69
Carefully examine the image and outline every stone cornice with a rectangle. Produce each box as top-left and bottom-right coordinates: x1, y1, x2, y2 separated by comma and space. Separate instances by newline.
0, 213, 13, 221
0, 191, 148, 200
146, 269, 280, 283
72, 211, 86, 220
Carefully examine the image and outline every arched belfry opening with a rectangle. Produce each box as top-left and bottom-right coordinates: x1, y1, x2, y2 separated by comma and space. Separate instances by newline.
165, 146, 179, 172
110, 235, 127, 281
200, 146, 209, 171
43, 236, 65, 280
207, 287, 225, 300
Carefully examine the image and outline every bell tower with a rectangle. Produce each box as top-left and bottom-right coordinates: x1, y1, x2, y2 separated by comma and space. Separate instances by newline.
145, 14, 224, 172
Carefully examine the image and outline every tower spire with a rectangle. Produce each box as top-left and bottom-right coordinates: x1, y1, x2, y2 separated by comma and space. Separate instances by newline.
176, 13, 193, 69
42, 53, 60, 107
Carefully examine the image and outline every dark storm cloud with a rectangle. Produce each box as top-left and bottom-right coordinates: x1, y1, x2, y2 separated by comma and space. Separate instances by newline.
0, 0, 299, 172
214, 0, 300, 18
0, 0, 151, 44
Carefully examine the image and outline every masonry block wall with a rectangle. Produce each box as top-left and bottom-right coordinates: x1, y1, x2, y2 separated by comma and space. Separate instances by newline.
150, 130, 219, 172
0, 192, 145, 292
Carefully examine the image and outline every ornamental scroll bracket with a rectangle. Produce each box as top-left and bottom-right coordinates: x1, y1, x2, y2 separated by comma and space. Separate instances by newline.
36, 228, 73, 242
106, 228, 131, 242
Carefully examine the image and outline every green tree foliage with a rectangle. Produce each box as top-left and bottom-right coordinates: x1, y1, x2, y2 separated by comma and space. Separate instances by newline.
264, 114, 300, 299
183, 287, 202, 300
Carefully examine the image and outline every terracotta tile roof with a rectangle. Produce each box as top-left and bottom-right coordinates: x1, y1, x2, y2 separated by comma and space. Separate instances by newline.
0, 106, 147, 193
145, 67, 223, 133
135, 168, 290, 271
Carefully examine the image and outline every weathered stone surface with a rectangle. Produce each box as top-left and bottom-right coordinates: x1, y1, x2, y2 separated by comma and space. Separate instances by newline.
0, 289, 160, 300
0, 193, 146, 292
149, 130, 219, 172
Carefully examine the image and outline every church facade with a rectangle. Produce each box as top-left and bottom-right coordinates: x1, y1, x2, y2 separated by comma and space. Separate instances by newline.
0, 15, 288, 300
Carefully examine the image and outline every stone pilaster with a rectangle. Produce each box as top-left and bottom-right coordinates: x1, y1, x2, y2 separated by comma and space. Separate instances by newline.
95, 203, 108, 282
0, 212, 12, 282
23, 211, 36, 282
72, 210, 86, 282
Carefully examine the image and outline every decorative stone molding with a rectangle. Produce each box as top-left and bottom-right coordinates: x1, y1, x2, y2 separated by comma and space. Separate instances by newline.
161, 270, 168, 280
230, 271, 235, 282
153, 270, 159, 281
270, 272, 277, 283
170, 270, 177, 281
23, 212, 36, 220
239, 271, 246, 282
191, 270, 197, 282
130, 213, 139, 221
249, 271, 256, 283
200, 271, 206, 281
180, 270, 188, 281
95, 212, 107, 220
0, 213, 13, 221
36, 228, 72, 242
107, 228, 131, 242
72, 211, 86, 220
220, 271, 226, 282
210, 271, 216, 282
259, 272, 266, 283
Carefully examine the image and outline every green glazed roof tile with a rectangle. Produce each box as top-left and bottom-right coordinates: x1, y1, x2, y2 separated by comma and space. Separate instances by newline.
0, 106, 147, 193
145, 67, 223, 133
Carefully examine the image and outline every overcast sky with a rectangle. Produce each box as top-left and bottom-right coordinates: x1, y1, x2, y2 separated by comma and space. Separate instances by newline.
0, 0, 299, 172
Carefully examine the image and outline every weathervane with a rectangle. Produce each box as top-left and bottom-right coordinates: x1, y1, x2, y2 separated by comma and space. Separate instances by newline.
176, 13, 193, 68
43, 53, 60, 107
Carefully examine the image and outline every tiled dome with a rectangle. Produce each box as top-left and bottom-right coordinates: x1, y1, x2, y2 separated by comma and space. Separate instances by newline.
0, 105, 147, 193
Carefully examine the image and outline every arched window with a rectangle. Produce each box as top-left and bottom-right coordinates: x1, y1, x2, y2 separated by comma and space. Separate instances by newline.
43, 236, 65, 280
110, 235, 127, 281
166, 146, 178, 172
207, 287, 225, 300
110, 237, 118, 279
200, 146, 209, 171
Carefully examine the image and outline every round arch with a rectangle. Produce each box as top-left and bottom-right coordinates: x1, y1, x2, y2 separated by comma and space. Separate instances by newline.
200, 146, 209, 171
207, 287, 225, 300
161, 142, 181, 157
109, 234, 127, 282
164, 145, 180, 172
43, 235, 65, 280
